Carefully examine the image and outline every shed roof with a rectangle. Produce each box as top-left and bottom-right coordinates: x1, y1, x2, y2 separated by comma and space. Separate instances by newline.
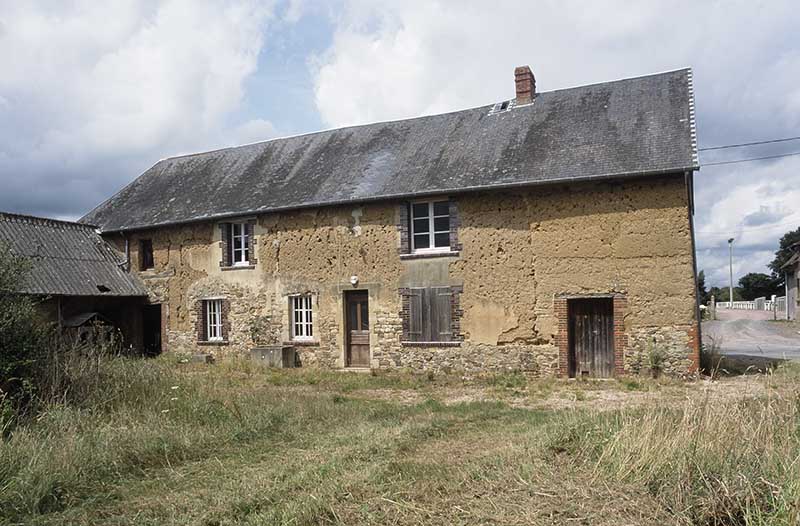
83, 68, 698, 232
0, 212, 147, 297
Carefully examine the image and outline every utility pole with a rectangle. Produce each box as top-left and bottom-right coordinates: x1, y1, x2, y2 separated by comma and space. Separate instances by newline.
728, 237, 735, 306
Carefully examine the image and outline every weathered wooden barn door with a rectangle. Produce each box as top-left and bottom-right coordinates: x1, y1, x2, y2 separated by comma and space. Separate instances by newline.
345, 291, 370, 367
568, 298, 614, 377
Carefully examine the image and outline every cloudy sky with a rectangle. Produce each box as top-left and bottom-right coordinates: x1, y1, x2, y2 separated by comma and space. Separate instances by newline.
1, 0, 798, 288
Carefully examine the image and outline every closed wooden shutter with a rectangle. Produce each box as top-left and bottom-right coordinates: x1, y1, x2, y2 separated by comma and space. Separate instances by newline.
398, 203, 412, 254
197, 300, 207, 341
221, 299, 230, 341
407, 288, 424, 341
219, 223, 231, 267
448, 199, 461, 252
245, 221, 257, 265
431, 287, 453, 342
403, 287, 453, 342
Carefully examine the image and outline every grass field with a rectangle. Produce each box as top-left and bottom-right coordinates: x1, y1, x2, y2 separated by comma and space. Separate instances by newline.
1, 357, 799, 525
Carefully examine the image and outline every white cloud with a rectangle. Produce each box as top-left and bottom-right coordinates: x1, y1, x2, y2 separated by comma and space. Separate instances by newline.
312, 0, 800, 286
230, 118, 278, 146
694, 157, 800, 286
0, 0, 275, 215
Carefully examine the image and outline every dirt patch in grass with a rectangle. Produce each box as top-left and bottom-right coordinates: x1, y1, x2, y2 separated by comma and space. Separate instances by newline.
348, 374, 772, 414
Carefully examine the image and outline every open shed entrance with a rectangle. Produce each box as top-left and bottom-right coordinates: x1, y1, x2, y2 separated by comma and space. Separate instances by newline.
568, 298, 614, 378
142, 304, 162, 356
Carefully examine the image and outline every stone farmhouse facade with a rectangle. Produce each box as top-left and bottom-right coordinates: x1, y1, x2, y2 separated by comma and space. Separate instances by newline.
83, 66, 701, 377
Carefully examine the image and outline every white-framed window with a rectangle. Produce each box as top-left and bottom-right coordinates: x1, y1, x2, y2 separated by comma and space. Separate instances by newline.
205, 299, 223, 341
290, 294, 313, 340
411, 200, 450, 252
230, 223, 250, 266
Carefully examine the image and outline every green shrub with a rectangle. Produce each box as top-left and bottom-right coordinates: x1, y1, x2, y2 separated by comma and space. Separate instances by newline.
0, 244, 53, 418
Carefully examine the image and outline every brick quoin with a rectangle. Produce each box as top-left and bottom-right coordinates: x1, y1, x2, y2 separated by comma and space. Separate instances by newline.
687, 323, 700, 373
554, 297, 569, 377
612, 296, 627, 376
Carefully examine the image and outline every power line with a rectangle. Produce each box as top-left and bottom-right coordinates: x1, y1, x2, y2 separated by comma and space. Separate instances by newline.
695, 217, 800, 235
699, 135, 800, 151
701, 150, 800, 167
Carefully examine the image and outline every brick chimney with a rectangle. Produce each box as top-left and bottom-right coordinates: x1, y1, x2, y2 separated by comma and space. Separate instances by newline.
514, 65, 536, 105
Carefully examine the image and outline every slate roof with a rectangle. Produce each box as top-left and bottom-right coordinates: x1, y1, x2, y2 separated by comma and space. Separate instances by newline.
0, 212, 147, 297
83, 68, 698, 232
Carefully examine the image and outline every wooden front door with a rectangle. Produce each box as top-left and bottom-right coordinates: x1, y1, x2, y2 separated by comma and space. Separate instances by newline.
345, 291, 370, 367
568, 298, 614, 378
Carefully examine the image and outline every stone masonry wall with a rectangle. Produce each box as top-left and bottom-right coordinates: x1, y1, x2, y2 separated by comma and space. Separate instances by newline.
110, 174, 699, 376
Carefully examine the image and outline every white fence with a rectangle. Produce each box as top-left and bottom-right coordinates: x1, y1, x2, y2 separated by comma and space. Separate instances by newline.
715, 295, 787, 318
715, 301, 759, 310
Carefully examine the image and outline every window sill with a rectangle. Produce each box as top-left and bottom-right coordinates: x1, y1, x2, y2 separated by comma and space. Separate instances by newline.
400, 250, 459, 261
400, 340, 462, 348
220, 264, 256, 271
284, 340, 320, 347
198, 340, 229, 346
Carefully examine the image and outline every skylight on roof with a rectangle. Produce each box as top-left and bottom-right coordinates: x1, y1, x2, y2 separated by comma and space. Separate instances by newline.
488, 99, 516, 116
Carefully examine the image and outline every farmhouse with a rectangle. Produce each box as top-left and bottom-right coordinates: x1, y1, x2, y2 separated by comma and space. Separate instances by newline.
82, 66, 701, 377
0, 212, 151, 351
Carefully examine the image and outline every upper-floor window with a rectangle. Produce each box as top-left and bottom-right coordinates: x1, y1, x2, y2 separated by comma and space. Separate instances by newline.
411, 200, 450, 252
139, 239, 154, 270
290, 294, 313, 340
220, 221, 255, 268
230, 223, 249, 266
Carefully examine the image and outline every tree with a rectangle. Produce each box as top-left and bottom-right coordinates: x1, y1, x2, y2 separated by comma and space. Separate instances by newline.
708, 285, 742, 302
769, 227, 800, 280
697, 270, 709, 305
0, 243, 51, 414
737, 272, 780, 300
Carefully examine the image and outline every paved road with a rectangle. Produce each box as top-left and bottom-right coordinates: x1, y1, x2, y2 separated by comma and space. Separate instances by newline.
703, 309, 800, 360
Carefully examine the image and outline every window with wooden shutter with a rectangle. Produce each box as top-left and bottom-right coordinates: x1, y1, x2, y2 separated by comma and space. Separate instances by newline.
401, 286, 459, 344
205, 299, 223, 341
220, 221, 255, 268
198, 298, 228, 343
230, 223, 249, 266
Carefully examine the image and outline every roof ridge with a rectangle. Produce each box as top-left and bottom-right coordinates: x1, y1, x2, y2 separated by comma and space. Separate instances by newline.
540, 67, 691, 95
0, 211, 98, 230
154, 68, 692, 164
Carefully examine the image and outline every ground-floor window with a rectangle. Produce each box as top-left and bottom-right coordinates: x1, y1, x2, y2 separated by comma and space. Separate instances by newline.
205, 299, 223, 341
401, 287, 459, 343
290, 294, 313, 340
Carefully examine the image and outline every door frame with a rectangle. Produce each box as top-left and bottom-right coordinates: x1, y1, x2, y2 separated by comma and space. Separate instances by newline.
556, 294, 626, 378
567, 297, 614, 378
343, 289, 371, 368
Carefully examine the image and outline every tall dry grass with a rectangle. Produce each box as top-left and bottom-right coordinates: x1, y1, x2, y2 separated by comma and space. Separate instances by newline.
547, 371, 800, 525
1, 353, 799, 525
